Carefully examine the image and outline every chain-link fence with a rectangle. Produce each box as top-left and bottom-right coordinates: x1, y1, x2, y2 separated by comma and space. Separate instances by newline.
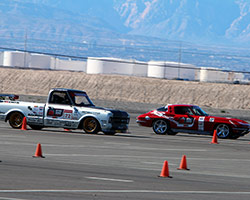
0, 36, 250, 84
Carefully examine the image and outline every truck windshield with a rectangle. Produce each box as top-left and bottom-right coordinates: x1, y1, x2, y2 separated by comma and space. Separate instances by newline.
69, 92, 95, 107
191, 106, 209, 116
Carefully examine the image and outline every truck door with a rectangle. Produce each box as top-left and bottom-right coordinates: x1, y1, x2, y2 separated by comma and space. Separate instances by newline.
44, 91, 77, 128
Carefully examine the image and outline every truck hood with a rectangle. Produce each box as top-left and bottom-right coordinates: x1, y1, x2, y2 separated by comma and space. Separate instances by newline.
76, 106, 129, 118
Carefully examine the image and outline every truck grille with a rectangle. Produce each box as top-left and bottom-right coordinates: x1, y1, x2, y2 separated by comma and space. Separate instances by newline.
109, 110, 130, 130
110, 117, 130, 124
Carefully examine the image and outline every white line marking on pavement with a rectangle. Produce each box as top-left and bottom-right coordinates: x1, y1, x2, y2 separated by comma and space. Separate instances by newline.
142, 161, 177, 166
0, 135, 26, 138
0, 141, 208, 151
86, 177, 134, 182
41, 159, 250, 179
0, 190, 250, 194
0, 197, 29, 200
44, 154, 182, 159
104, 142, 131, 146
44, 154, 250, 162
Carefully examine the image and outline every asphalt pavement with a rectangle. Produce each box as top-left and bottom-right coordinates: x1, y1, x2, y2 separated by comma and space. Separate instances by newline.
1, 108, 250, 199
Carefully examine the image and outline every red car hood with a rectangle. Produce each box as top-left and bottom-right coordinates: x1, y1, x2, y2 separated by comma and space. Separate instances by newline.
209, 115, 249, 125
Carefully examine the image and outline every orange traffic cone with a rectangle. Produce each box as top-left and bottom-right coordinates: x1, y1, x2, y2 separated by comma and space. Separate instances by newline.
159, 160, 172, 178
177, 155, 189, 170
33, 143, 45, 158
210, 130, 218, 144
21, 117, 27, 130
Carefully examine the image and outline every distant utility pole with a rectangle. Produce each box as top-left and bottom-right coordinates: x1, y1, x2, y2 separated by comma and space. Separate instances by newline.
24, 30, 27, 68
24, 30, 28, 95
178, 42, 182, 79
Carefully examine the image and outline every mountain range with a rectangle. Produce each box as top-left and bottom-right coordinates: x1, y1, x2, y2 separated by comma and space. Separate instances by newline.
0, 0, 250, 70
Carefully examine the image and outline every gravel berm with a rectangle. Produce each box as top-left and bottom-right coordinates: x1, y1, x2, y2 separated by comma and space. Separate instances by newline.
1, 67, 250, 121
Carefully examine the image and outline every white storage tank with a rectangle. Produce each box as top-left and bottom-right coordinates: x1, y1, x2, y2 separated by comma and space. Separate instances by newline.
200, 68, 217, 82
234, 72, 244, 82
131, 60, 148, 77
199, 68, 209, 82
87, 57, 134, 75
147, 61, 165, 78
0, 52, 3, 66
200, 67, 228, 82
163, 62, 179, 79
148, 61, 196, 80
227, 72, 244, 83
86, 57, 104, 74
52, 58, 86, 72
29, 53, 51, 69
2, 51, 30, 68
165, 62, 196, 80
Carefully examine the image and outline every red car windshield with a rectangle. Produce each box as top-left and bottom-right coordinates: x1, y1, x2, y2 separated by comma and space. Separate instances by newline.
191, 106, 209, 116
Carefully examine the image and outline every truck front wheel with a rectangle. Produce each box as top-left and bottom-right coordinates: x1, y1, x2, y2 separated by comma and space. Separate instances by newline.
82, 117, 100, 134
9, 112, 24, 129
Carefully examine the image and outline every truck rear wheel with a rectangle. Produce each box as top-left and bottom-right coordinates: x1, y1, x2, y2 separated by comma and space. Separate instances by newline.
9, 112, 24, 129
82, 117, 100, 134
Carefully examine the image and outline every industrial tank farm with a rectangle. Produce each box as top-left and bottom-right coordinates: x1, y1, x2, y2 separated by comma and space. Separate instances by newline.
0, 51, 247, 83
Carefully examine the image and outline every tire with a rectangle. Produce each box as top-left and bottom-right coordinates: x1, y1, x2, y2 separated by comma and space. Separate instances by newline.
82, 117, 100, 134
229, 134, 240, 140
29, 125, 43, 130
152, 119, 169, 135
167, 130, 178, 135
215, 124, 232, 139
9, 112, 24, 129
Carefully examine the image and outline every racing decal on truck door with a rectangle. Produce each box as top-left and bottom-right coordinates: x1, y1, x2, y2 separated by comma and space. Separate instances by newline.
47, 108, 64, 118
63, 109, 73, 119
198, 117, 205, 131
44, 105, 78, 128
47, 108, 75, 120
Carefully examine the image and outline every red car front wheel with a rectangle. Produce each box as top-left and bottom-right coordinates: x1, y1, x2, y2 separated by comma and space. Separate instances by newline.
215, 124, 231, 139
152, 119, 169, 135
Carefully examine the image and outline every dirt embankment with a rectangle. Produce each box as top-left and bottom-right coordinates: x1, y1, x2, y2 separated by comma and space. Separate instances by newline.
0, 67, 250, 110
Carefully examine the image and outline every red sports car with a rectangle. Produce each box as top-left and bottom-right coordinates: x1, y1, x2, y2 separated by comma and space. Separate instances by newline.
136, 104, 250, 139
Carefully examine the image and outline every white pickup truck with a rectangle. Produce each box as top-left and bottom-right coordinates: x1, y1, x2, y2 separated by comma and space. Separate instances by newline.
0, 88, 130, 135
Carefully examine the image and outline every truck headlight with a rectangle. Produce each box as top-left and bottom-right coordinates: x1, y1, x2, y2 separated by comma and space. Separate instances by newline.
101, 120, 107, 126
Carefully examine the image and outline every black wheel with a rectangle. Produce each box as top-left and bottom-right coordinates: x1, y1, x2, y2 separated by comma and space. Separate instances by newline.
215, 124, 232, 139
103, 132, 116, 135
152, 119, 169, 135
29, 125, 43, 130
82, 117, 100, 134
9, 112, 24, 129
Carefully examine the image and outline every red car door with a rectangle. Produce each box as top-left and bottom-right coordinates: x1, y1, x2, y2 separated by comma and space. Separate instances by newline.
173, 114, 195, 129
172, 106, 195, 130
